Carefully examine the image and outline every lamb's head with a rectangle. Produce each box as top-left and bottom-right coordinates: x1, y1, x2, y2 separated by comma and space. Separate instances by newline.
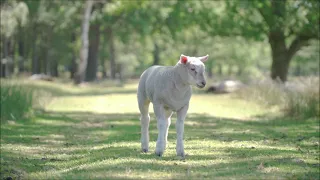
178, 54, 209, 88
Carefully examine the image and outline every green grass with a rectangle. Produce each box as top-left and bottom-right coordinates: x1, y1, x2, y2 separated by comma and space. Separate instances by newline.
1, 79, 319, 179
0, 81, 34, 121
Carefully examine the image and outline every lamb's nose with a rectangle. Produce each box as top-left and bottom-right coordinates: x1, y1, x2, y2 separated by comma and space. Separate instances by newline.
201, 82, 206, 86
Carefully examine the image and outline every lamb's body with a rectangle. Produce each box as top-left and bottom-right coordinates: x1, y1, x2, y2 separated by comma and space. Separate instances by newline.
138, 65, 191, 112
137, 54, 209, 157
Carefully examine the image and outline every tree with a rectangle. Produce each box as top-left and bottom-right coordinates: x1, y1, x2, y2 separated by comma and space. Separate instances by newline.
149, 0, 206, 66
100, 0, 152, 79
22, 0, 81, 77
0, 1, 29, 77
199, 0, 319, 82
74, 0, 93, 84
85, 2, 104, 82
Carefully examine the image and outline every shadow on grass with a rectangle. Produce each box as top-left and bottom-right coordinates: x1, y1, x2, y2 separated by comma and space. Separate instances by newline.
1, 110, 319, 179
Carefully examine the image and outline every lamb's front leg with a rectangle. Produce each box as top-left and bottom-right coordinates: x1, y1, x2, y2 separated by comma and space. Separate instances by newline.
176, 103, 189, 157
153, 104, 168, 156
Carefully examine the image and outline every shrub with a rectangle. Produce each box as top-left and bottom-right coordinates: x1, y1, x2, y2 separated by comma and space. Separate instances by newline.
236, 77, 319, 119
1, 82, 34, 121
284, 77, 319, 118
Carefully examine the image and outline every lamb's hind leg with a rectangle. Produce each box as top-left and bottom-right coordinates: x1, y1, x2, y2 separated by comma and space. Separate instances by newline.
138, 96, 150, 153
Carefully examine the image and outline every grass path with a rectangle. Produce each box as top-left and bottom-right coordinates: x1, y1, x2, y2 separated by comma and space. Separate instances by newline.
1, 80, 319, 179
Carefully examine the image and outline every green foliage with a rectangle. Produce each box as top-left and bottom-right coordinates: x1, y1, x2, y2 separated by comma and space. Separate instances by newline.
0, 82, 33, 121
212, 0, 320, 40
197, 0, 318, 82
290, 40, 320, 76
0, 1, 29, 38
0, 0, 318, 80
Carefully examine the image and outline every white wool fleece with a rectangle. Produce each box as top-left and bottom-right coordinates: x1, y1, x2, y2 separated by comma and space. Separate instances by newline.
137, 54, 209, 157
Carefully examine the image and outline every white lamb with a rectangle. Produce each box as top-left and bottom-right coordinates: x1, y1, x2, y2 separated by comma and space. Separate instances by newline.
137, 54, 209, 157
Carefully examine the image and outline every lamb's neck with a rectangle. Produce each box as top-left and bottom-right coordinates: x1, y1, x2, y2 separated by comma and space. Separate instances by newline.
173, 64, 190, 90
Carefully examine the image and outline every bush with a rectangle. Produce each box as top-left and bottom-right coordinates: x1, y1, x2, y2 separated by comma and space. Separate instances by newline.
1, 82, 34, 121
236, 77, 319, 119
284, 78, 319, 118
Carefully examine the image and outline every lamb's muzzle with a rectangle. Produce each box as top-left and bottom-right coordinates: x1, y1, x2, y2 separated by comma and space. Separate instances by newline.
137, 54, 209, 157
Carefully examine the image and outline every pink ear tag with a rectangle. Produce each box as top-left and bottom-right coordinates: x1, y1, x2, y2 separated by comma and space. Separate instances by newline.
181, 56, 188, 64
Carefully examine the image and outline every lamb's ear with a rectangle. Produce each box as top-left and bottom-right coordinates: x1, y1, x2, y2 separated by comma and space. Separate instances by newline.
180, 54, 188, 64
199, 54, 209, 63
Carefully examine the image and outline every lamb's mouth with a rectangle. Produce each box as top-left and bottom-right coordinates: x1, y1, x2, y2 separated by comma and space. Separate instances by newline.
196, 84, 205, 88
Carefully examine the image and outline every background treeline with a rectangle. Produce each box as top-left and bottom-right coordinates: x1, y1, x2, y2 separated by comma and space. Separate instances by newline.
1, 0, 319, 84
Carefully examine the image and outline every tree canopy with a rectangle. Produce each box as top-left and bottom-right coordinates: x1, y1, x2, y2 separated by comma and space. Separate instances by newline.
0, 0, 318, 82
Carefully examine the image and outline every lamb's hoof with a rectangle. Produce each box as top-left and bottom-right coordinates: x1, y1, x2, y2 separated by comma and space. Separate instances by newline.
142, 149, 148, 153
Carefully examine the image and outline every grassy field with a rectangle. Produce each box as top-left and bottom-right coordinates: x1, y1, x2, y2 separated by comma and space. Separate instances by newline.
1, 80, 319, 179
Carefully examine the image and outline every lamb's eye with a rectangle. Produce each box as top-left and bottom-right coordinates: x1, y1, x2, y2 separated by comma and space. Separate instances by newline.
191, 68, 197, 74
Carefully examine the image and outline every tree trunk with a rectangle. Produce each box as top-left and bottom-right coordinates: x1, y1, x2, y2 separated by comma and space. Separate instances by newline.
152, 42, 160, 65
85, 23, 101, 81
207, 61, 213, 78
269, 32, 290, 82
51, 59, 58, 77
269, 34, 310, 82
1, 37, 9, 77
42, 49, 47, 74
70, 33, 77, 79
45, 49, 51, 75
42, 42, 49, 75
270, 55, 290, 82
0, 64, 4, 77
106, 27, 116, 79
18, 34, 25, 72
10, 38, 16, 75
258, 1, 311, 82
118, 64, 123, 81
44, 28, 53, 75
32, 27, 40, 75
101, 57, 107, 79
23, 24, 31, 73
2, 38, 14, 77
100, 28, 108, 79
74, 0, 93, 84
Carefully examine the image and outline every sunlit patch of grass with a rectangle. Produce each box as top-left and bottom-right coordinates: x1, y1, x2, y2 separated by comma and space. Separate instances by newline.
46, 93, 266, 120
189, 94, 267, 119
